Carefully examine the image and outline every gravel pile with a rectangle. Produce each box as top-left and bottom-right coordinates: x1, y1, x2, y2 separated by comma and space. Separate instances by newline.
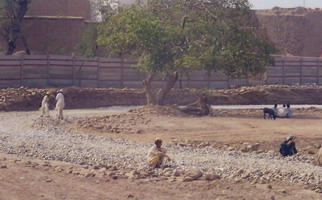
76, 106, 186, 134
0, 111, 322, 186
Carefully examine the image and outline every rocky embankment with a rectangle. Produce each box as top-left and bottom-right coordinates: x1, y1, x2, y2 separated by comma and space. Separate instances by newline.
1, 111, 322, 193
1, 84, 322, 111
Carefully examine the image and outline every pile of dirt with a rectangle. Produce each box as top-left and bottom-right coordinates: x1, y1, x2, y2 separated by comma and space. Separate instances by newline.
75, 105, 186, 134
0, 87, 145, 111
1, 84, 322, 112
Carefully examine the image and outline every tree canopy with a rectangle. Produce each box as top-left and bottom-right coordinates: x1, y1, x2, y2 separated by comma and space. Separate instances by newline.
97, 0, 276, 105
0, 0, 32, 55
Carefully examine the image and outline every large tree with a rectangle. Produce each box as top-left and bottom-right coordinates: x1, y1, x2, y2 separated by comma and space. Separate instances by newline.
0, 0, 32, 55
97, 0, 276, 105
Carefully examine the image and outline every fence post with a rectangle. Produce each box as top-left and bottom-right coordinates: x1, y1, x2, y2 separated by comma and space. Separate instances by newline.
120, 57, 124, 88
187, 76, 190, 88
72, 54, 76, 86
207, 72, 210, 89
282, 56, 285, 85
227, 76, 230, 88
20, 55, 24, 86
246, 74, 249, 86
97, 57, 100, 88
300, 58, 303, 85
46, 54, 50, 86
317, 58, 320, 85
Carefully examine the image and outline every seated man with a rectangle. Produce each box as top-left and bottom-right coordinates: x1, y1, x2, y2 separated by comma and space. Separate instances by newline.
147, 138, 171, 168
285, 104, 293, 118
279, 135, 298, 157
277, 104, 287, 117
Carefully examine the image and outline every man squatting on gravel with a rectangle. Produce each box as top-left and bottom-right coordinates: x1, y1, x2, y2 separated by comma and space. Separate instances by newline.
280, 135, 298, 157
147, 138, 171, 168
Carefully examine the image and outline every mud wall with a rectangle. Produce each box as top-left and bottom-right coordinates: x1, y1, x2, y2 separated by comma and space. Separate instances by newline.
27, 0, 91, 20
256, 7, 322, 57
2, 5, 322, 57
18, 16, 88, 55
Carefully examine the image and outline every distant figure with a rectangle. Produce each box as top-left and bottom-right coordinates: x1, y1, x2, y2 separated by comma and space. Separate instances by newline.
40, 91, 51, 117
147, 138, 171, 168
279, 135, 298, 157
277, 104, 287, 117
285, 104, 293, 118
55, 89, 65, 120
272, 104, 278, 114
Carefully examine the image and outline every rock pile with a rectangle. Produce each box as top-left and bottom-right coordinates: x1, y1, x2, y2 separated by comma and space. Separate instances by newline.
2, 84, 322, 111
1, 111, 322, 194
76, 106, 186, 134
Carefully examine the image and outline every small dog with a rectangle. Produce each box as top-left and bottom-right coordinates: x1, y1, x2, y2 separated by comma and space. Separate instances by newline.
263, 108, 276, 119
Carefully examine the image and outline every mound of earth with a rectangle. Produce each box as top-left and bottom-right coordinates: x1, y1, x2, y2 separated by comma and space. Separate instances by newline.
75, 106, 186, 134
1, 84, 322, 112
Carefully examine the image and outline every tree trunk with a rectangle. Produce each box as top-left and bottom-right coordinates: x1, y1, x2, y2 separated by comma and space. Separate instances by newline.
143, 72, 155, 105
155, 71, 178, 105
6, 40, 16, 55
20, 35, 31, 55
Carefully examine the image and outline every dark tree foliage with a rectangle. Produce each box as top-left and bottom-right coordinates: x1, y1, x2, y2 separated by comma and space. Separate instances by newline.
0, 0, 32, 55
97, 0, 276, 105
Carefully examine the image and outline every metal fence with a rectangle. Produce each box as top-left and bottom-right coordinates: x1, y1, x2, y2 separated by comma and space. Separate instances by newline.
0, 55, 322, 89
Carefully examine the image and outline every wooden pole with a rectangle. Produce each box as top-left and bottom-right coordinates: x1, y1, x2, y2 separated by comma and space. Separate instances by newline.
96, 57, 100, 88
46, 54, 50, 86
20, 55, 24, 86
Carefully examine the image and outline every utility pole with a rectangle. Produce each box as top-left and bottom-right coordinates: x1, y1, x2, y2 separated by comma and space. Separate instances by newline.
303, 0, 305, 7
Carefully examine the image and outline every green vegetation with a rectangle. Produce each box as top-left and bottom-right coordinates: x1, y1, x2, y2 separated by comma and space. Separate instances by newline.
77, 24, 98, 58
0, 0, 32, 55
97, 0, 276, 105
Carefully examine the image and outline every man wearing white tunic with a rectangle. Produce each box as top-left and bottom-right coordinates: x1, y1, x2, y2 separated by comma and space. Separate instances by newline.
277, 104, 287, 117
147, 138, 171, 168
285, 104, 293, 118
55, 89, 65, 120
40, 91, 51, 117
277, 104, 293, 118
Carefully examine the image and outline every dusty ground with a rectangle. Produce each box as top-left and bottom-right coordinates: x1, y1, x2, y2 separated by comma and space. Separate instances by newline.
1, 153, 320, 200
73, 106, 322, 156
1, 108, 322, 199
2, 85, 322, 199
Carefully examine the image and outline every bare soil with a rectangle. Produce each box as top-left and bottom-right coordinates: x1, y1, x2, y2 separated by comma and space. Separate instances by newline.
2, 85, 322, 199
73, 106, 322, 156
0, 153, 321, 200
1, 107, 322, 199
